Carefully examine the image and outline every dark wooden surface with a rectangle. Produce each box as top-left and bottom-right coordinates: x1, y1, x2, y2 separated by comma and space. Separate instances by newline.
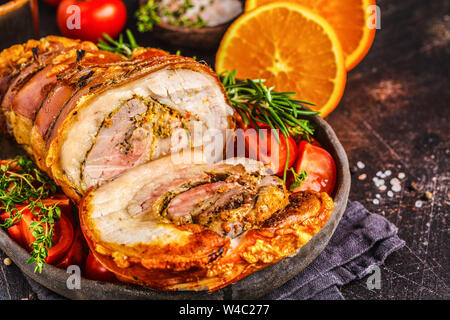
1, 0, 449, 300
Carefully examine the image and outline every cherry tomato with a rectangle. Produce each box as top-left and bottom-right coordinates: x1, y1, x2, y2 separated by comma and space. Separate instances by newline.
0, 210, 26, 248
57, 0, 127, 42
21, 200, 74, 265
1, 196, 70, 249
43, 0, 63, 6
56, 227, 88, 269
238, 128, 297, 176
291, 141, 337, 195
84, 251, 117, 282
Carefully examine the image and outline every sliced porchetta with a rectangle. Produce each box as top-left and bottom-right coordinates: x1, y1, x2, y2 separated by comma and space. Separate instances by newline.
44, 54, 235, 200
79, 151, 334, 291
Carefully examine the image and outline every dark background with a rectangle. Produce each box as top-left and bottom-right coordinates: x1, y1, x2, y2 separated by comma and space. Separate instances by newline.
0, 0, 449, 299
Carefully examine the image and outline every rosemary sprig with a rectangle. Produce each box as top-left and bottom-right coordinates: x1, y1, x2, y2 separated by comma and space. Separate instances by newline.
0, 156, 61, 273
97, 29, 138, 58
220, 70, 318, 139
97, 31, 197, 60
220, 70, 319, 184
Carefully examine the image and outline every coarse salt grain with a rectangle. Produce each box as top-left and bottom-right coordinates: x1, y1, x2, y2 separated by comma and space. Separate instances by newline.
385, 170, 392, 176
376, 171, 383, 177
398, 172, 406, 179
387, 191, 394, 197
357, 161, 365, 169
415, 200, 423, 208
373, 199, 380, 205
376, 194, 381, 199
390, 178, 400, 185
392, 184, 402, 192
379, 185, 387, 191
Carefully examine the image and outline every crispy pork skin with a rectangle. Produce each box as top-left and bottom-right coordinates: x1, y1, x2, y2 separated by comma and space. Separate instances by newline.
79, 151, 333, 291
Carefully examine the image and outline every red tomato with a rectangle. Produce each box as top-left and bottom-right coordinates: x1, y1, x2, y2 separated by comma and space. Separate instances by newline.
57, 0, 127, 42
43, 0, 63, 6
56, 227, 87, 269
85, 251, 116, 282
21, 202, 74, 265
0, 210, 26, 248
291, 141, 337, 195
238, 128, 297, 175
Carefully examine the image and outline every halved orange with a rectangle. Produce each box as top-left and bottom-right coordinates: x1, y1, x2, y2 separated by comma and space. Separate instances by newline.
245, 0, 377, 71
216, 2, 346, 117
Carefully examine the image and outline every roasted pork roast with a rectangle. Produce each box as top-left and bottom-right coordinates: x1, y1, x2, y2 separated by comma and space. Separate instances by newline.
0, 36, 334, 292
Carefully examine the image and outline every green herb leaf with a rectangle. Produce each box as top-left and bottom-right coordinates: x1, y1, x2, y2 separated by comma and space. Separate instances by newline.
0, 156, 62, 273
289, 169, 307, 191
136, 0, 161, 32
97, 29, 137, 58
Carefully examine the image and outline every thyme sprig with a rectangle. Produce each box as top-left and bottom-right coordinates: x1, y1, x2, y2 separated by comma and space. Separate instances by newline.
0, 156, 61, 273
27, 202, 61, 273
220, 70, 318, 184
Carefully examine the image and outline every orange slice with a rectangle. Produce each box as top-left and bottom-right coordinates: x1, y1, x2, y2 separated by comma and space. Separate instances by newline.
245, 0, 377, 70
216, 2, 346, 117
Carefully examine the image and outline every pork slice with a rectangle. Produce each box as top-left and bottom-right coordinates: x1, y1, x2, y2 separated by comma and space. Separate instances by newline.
166, 181, 230, 224
82, 98, 150, 188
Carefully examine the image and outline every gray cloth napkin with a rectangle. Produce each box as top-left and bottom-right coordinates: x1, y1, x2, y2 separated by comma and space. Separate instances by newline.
16, 201, 405, 300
